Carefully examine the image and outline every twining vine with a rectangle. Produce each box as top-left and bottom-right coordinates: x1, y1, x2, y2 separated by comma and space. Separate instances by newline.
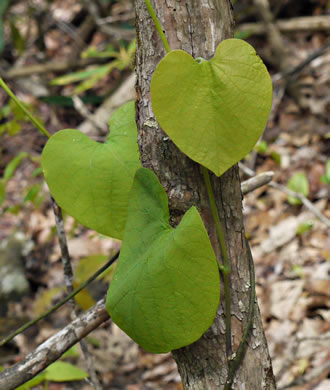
144, 1, 257, 386
0, 0, 272, 388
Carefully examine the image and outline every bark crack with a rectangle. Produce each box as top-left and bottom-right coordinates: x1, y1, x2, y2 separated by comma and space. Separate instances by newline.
185, 0, 195, 56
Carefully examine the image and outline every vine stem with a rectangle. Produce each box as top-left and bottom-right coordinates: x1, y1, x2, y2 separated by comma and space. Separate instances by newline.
0, 251, 120, 347
0, 77, 51, 138
202, 166, 232, 357
144, 0, 233, 357
144, 0, 171, 53
224, 239, 256, 389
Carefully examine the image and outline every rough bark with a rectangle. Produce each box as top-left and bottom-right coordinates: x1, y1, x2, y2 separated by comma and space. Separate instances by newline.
135, 1, 276, 389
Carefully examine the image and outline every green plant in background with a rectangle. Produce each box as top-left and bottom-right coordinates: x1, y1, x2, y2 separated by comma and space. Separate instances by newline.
254, 139, 282, 165
296, 220, 313, 235
0, 99, 46, 208
0, 345, 86, 390
320, 158, 330, 184
0, 100, 43, 137
15, 361, 88, 390
0, 152, 29, 204
287, 172, 310, 205
0, 0, 10, 55
51, 39, 136, 94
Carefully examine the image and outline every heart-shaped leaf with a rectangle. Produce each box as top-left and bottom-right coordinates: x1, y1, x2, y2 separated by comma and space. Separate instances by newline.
151, 38, 273, 176
106, 168, 220, 353
42, 101, 141, 239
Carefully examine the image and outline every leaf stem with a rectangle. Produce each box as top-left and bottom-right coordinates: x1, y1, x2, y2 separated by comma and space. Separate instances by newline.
0, 77, 51, 138
144, 0, 171, 53
224, 238, 256, 389
0, 251, 119, 347
202, 166, 232, 356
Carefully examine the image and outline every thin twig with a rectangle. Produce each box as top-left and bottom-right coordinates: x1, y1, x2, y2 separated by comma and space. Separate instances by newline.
1, 58, 105, 79
239, 163, 330, 228
241, 171, 274, 195
51, 198, 74, 295
98, 11, 135, 24
0, 299, 109, 390
270, 182, 330, 228
253, 0, 290, 70
281, 41, 330, 79
237, 15, 330, 35
202, 166, 232, 357
82, 0, 135, 40
0, 252, 119, 347
51, 198, 102, 390
224, 238, 256, 390
72, 95, 108, 134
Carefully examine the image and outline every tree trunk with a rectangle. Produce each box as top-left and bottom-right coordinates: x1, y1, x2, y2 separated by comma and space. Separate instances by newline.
135, 1, 276, 389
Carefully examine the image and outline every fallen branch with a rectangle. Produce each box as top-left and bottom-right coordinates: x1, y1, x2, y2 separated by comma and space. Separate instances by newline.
253, 0, 290, 70
239, 163, 330, 228
2, 58, 105, 79
52, 198, 102, 390
241, 171, 274, 195
238, 15, 330, 35
0, 252, 119, 348
270, 182, 330, 228
0, 299, 109, 390
78, 73, 136, 136
281, 41, 330, 79
72, 95, 108, 134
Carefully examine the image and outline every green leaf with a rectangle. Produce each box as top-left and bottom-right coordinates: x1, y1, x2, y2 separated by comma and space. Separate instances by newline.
43, 361, 88, 382
81, 44, 117, 59
9, 19, 25, 55
106, 168, 220, 353
74, 254, 112, 283
31, 167, 43, 177
320, 158, 330, 184
287, 172, 309, 205
3, 151, 29, 181
73, 63, 115, 94
296, 220, 313, 235
0, 0, 10, 55
42, 101, 141, 239
0, 180, 5, 205
15, 362, 88, 389
254, 140, 268, 155
15, 372, 46, 389
39, 95, 104, 107
61, 345, 80, 359
234, 30, 252, 40
5, 120, 21, 136
24, 184, 41, 204
151, 38, 272, 176
51, 64, 112, 86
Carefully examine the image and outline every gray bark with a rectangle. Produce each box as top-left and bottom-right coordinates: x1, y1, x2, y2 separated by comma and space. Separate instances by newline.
135, 0, 276, 389
0, 299, 109, 390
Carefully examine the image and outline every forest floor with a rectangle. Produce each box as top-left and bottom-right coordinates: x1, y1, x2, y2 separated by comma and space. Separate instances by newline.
0, 0, 329, 389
